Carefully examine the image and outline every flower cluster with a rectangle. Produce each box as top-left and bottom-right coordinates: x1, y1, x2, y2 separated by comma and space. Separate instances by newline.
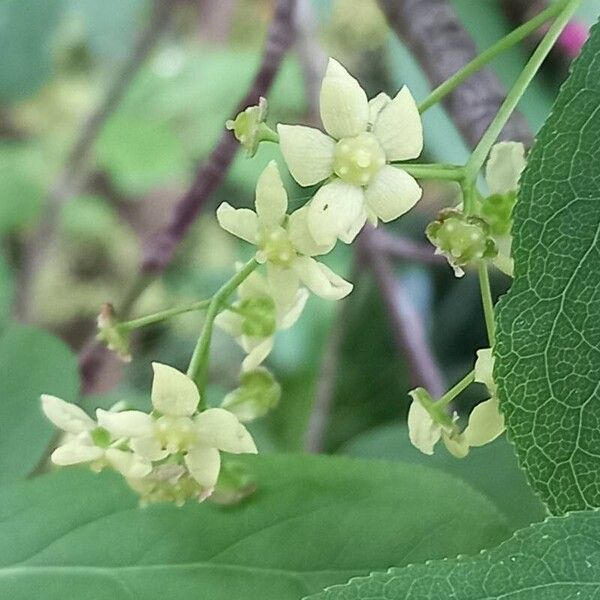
407, 348, 505, 458
42, 363, 257, 505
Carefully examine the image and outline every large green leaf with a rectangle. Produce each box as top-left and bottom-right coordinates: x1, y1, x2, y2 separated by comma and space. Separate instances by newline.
0, 0, 62, 103
0, 455, 509, 599
306, 511, 600, 600
342, 424, 546, 529
0, 324, 79, 484
495, 20, 600, 514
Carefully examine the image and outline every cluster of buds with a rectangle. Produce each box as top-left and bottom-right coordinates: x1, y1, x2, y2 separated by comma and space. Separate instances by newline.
408, 348, 505, 458
426, 209, 497, 277
96, 303, 131, 362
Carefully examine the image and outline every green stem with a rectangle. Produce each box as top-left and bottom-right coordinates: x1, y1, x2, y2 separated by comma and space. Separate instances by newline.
438, 370, 476, 409
461, 179, 478, 215
478, 262, 496, 346
187, 258, 259, 394
119, 299, 212, 331
418, 0, 572, 114
465, 0, 581, 178
395, 163, 466, 181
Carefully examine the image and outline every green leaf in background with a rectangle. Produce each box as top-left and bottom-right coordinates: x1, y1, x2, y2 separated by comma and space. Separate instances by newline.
0, 255, 14, 329
0, 144, 44, 233
96, 114, 188, 195
0, 0, 62, 103
0, 324, 79, 485
0, 455, 509, 600
496, 20, 600, 515
342, 424, 545, 529
305, 511, 600, 600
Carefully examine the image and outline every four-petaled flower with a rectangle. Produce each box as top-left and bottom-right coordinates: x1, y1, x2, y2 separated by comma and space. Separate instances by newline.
278, 58, 423, 246
216, 160, 353, 300
97, 362, 257, 495
41, 395, 151, 478
215, 266, 308, 371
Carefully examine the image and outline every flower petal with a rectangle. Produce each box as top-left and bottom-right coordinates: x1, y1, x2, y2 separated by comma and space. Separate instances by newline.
214, 309, 244, 338
105, 448, 152, 479
278, 288, 309, 330
238, 268, 269, 299
407, 400, 441, 455
51, 441, 104, 466
486, 141, 526, 195
287, 205, 335, 256
241, 336, 274, 371
185, 444, 221, 489
130, 436, 168, 461
216, 203, 259, 244
277, 124, 335, 186
319, 58, 369, 139
255, 161, 288, 226
96, 409, 154, 438
364, 166, 422, 223
464, 397, 505, 447
372, 86, 423, 161
266, 263, 300, 313
195, 408, 257, 454
442, 432, 470, 458
474, 348, 495, 394
41, 394, 96, 434
151, 362, 200, 417
292, 256, 353, 300
368, 92, 391, 127
307, 180, 366, 245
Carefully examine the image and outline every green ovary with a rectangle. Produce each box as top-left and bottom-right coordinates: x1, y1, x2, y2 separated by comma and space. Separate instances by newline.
333, 132, 386, 186
257, 226, 296, 267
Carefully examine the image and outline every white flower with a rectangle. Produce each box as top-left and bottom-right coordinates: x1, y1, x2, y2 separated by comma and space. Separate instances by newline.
465, 347, 505, 446
41, 394, 151, 478
216, 160, 353, 301
215, 267, 308, 371
484, 142, 526, 277
278, 58, 423, 245
407, 389, 468, 458
97, 363, 257, 495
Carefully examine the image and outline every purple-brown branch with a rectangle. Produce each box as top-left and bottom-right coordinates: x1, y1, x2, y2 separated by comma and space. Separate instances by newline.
359, 229, 446, 398
79, 0, 297, 393
377, 0, 532, 148
142, 0, 297, 273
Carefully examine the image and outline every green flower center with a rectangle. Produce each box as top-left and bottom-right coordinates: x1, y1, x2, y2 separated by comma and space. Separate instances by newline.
155, 416, 197, 452
239, 296, 277, 337
256, 226, 296, 267
333, 132, 386, 186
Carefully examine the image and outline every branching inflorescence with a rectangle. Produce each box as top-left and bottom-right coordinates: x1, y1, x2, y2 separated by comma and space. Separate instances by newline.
41, 0, 580, 506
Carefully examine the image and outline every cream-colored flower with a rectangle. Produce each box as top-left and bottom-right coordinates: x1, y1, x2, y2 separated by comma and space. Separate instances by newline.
407, 388, 468, 458
484, 142, 526, 277
278, 58, 423, 245
41, 394, 151, 478
97, 363, 257, 495
215, 267, 308, 371
465, 348, 505, 446
216, 161, 353, 301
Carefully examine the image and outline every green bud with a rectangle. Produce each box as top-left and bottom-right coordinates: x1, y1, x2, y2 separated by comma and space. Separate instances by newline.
221, 367, 281, 422
426, 209, 497, 277
479, 191, 516, 236
209, 460, 256, 506
239, 296, 277, 337
96, 303, 131, 362
225, 97, 277, 157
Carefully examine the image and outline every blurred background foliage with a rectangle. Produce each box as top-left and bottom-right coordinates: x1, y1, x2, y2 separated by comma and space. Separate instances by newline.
1, 0, 598, 529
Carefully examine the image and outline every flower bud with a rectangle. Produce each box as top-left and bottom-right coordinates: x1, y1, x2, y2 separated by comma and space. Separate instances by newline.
96, 303, 131, 362
479, 191, 516, 236
221, 367, 281, 422
426, 209, 497, 277
225, 97, 277, 157
209, 460, 256, 506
